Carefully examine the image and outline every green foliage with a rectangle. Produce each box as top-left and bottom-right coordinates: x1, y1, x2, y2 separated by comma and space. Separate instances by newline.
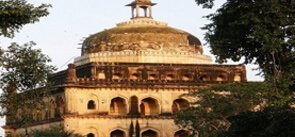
32, 126, 81, 137
0, 42, 55, 128
175, 82, 292, 137
0, 0, 51, 37
196, 0, 295, 87
195, 0, 214, 8
176, 1, 295, 137
0, 41, 55, 91
226, 106, 295, 137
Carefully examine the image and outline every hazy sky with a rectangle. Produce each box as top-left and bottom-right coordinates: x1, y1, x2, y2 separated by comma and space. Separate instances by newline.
0, 0, 263, 135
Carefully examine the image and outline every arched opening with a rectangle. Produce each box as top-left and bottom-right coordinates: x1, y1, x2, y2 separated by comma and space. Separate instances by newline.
130, 73, 140, 80
138, 7, 146, 17
57, 97, 65, 115
174, 130, 190, 137
140, 98, 160, 116
129, 96, 140, 116
87, 100, 96, 110
49, 99, 55, 118
110, 129, 126, 137
182, 74, 191, 81
41, 109, 46, 120
142, 129, 158, 137
165, 74, 174, 81
172, 99, 189, 114
87, 133, 95, 137
113, 73, 122, 80
148, 73, 157, 80
234, 73, 241, 82
97, 72, 105, 79
216, 75, 226, 82
200, 75, 210, 81
110, 97, 127, 115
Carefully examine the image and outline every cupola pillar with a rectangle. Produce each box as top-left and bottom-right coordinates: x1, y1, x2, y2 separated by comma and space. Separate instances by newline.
126, 0, 156, 19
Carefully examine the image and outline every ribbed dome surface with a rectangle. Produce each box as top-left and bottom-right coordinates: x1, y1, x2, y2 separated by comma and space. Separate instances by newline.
81, 19, 202, 55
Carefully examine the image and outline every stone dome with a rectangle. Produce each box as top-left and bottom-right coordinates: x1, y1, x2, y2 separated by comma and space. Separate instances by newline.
81, 18, 203, 55
74, 18, 212, 66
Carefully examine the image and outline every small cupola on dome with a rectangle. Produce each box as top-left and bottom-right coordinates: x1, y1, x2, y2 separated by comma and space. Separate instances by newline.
126, 0, 156, 19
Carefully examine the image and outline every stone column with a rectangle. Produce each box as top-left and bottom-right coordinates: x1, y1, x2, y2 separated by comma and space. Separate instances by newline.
131, 7, 135, 18
136, 5, 139, 17
66, 64, 77, 83
144, 7, 147, 17
91, 63, 97, 79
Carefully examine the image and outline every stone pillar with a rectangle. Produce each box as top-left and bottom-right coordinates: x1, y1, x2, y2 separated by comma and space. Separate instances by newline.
136, 5, 139, 17
131, 7, 135, 18
144, 7, 147, 17
91, 63, 97, 79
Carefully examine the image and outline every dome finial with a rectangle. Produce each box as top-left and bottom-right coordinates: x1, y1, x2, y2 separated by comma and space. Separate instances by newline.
126, 0, 157, 19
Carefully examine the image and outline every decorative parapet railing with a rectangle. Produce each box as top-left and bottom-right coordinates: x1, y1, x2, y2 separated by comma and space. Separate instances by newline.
117, 18, 167, 27
74, 50, 211, 66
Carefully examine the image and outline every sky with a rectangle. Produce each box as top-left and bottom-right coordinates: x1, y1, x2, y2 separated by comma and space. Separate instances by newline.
0, 0, 264, 135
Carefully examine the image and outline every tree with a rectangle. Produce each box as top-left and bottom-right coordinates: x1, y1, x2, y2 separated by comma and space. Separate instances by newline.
175, 82, 271, 137
32, 126, 81, 137
0, 0, 50, 38
0, 42, 55, 134
226, 106, 295, 137
175, 82, 291, 137
195, 0, 295, 89
176, 1, 295, 136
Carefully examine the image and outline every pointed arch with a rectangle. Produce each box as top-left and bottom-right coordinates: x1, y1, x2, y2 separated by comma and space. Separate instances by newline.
141, 129, 159, 137
110, 97, 128, 115
57, 96, 65, 115
140, 97, 160, 116
49, 99, 55, 118
110, 129, 126, 137
172, 99, 189, 114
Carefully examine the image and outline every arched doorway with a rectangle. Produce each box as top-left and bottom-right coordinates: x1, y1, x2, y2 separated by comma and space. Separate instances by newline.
140, 98, 160, 116
174, 130, 190, 137
172, 99, 189, 114
110, 97, 127, 115
110, 129, 126, 137
142, 129, 158, 137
